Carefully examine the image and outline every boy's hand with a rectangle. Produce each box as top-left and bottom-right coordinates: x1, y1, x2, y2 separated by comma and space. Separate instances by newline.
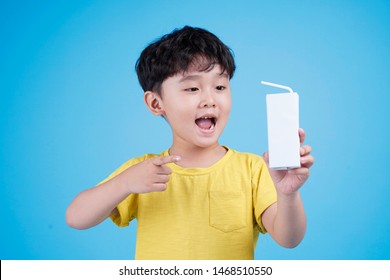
263, 128, 314, 195
122, 155, 181, 194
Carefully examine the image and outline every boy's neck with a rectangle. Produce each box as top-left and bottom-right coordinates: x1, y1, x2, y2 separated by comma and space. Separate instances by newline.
168, 143, 227, 168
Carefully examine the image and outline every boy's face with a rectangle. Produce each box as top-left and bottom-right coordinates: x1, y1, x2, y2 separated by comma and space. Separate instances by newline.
150, 63, 231, 150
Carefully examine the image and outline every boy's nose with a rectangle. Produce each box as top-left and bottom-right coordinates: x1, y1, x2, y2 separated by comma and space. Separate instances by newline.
200, 91, 216, 108
202, 103, 215, 108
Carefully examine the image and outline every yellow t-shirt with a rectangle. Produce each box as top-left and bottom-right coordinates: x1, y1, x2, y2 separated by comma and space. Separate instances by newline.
104, 147, 277, 260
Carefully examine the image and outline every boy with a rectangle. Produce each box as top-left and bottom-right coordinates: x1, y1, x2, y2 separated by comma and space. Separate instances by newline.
66, 26, 314, 260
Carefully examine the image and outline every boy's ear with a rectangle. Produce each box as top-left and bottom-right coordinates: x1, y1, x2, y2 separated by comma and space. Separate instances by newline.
144, 91, 165, 116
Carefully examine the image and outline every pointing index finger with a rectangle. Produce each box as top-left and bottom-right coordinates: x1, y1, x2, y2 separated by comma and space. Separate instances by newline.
152, 155, 181, 166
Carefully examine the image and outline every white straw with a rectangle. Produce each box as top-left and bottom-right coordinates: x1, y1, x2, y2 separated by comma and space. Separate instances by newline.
261, 81, 294, 93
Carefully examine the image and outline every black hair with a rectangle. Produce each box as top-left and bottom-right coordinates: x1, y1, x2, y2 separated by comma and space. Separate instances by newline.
135, 26, 236, 94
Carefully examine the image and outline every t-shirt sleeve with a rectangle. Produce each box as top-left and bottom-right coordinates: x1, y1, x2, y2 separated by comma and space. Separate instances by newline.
110, 193, 138, 227
252, 157, 277, 234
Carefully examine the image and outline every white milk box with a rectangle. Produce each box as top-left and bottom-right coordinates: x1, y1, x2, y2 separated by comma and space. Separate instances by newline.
261, 81, 301, 170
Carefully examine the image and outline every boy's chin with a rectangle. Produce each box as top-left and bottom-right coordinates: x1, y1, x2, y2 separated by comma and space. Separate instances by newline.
192, 137, 222, 149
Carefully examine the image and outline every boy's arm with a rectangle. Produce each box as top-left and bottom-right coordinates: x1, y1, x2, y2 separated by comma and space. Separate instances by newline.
261, 128, 314, 248
66, 155, 181, 230
261, 190, 306, 248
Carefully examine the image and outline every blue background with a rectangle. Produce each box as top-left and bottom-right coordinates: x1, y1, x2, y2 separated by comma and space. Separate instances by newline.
1, 0, 389, 260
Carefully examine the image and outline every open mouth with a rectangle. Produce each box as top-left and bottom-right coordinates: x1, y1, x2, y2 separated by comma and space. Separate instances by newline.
195, 116, 216, 130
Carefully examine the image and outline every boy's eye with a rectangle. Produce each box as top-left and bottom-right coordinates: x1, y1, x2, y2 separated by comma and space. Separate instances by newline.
185, 87, 199, 92
216, 85, 226, 91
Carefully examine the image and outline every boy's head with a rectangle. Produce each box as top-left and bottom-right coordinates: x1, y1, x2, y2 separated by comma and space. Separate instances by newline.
135, 26, 236, 95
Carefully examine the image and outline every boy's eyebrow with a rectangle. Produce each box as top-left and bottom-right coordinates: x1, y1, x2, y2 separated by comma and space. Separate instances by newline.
219, 72, 229, 79
178, 72, 229, 83
178, 74, 201, 83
